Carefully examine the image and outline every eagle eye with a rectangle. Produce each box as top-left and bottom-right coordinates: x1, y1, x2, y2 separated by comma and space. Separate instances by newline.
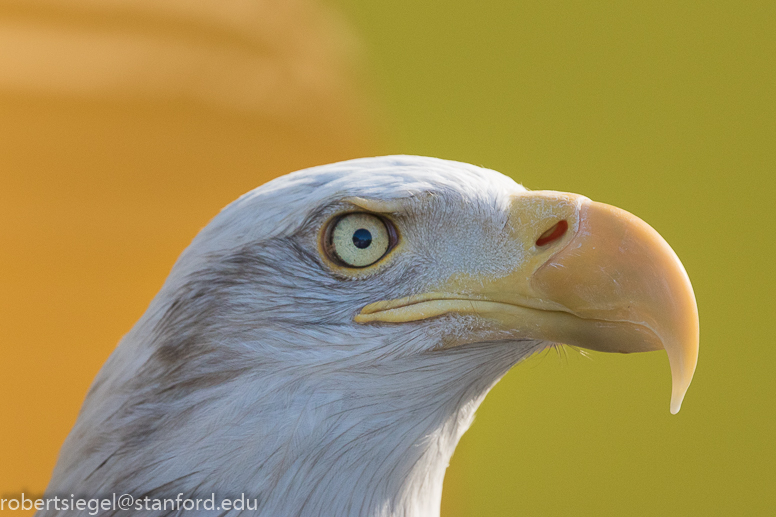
327, 213, 393, 268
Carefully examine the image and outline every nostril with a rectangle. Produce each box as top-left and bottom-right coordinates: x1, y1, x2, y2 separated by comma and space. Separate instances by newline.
536, 220, 569, 247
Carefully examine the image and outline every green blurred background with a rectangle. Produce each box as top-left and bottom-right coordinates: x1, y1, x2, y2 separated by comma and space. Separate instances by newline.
1, 1, 774, 515
335, 1, 775, 515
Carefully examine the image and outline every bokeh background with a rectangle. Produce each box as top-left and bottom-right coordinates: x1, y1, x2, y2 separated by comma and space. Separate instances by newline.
1, 1, 774, 515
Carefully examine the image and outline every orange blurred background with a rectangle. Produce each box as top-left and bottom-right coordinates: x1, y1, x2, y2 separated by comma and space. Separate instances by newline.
0, 0, 379, 510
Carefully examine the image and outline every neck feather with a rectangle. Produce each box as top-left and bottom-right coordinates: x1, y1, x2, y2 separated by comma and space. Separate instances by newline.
47, 325, 538, 517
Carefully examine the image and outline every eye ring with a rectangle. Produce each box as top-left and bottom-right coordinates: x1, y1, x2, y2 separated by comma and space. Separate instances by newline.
324, 212, 398, 268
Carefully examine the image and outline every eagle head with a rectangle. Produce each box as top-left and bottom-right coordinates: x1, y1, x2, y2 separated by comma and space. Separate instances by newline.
44, 156, 698, 517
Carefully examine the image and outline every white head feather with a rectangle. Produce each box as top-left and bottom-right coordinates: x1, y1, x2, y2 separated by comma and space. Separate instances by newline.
44, 156, 548, 517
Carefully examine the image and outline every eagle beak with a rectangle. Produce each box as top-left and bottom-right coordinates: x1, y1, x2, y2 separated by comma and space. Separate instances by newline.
356, 192, 699, 414
528, 196, 699, 414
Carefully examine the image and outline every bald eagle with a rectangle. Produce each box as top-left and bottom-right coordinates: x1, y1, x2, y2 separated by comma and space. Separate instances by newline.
41, 156, 698, 517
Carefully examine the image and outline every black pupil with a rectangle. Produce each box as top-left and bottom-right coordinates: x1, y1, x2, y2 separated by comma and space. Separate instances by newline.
352, 228, 372, 249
